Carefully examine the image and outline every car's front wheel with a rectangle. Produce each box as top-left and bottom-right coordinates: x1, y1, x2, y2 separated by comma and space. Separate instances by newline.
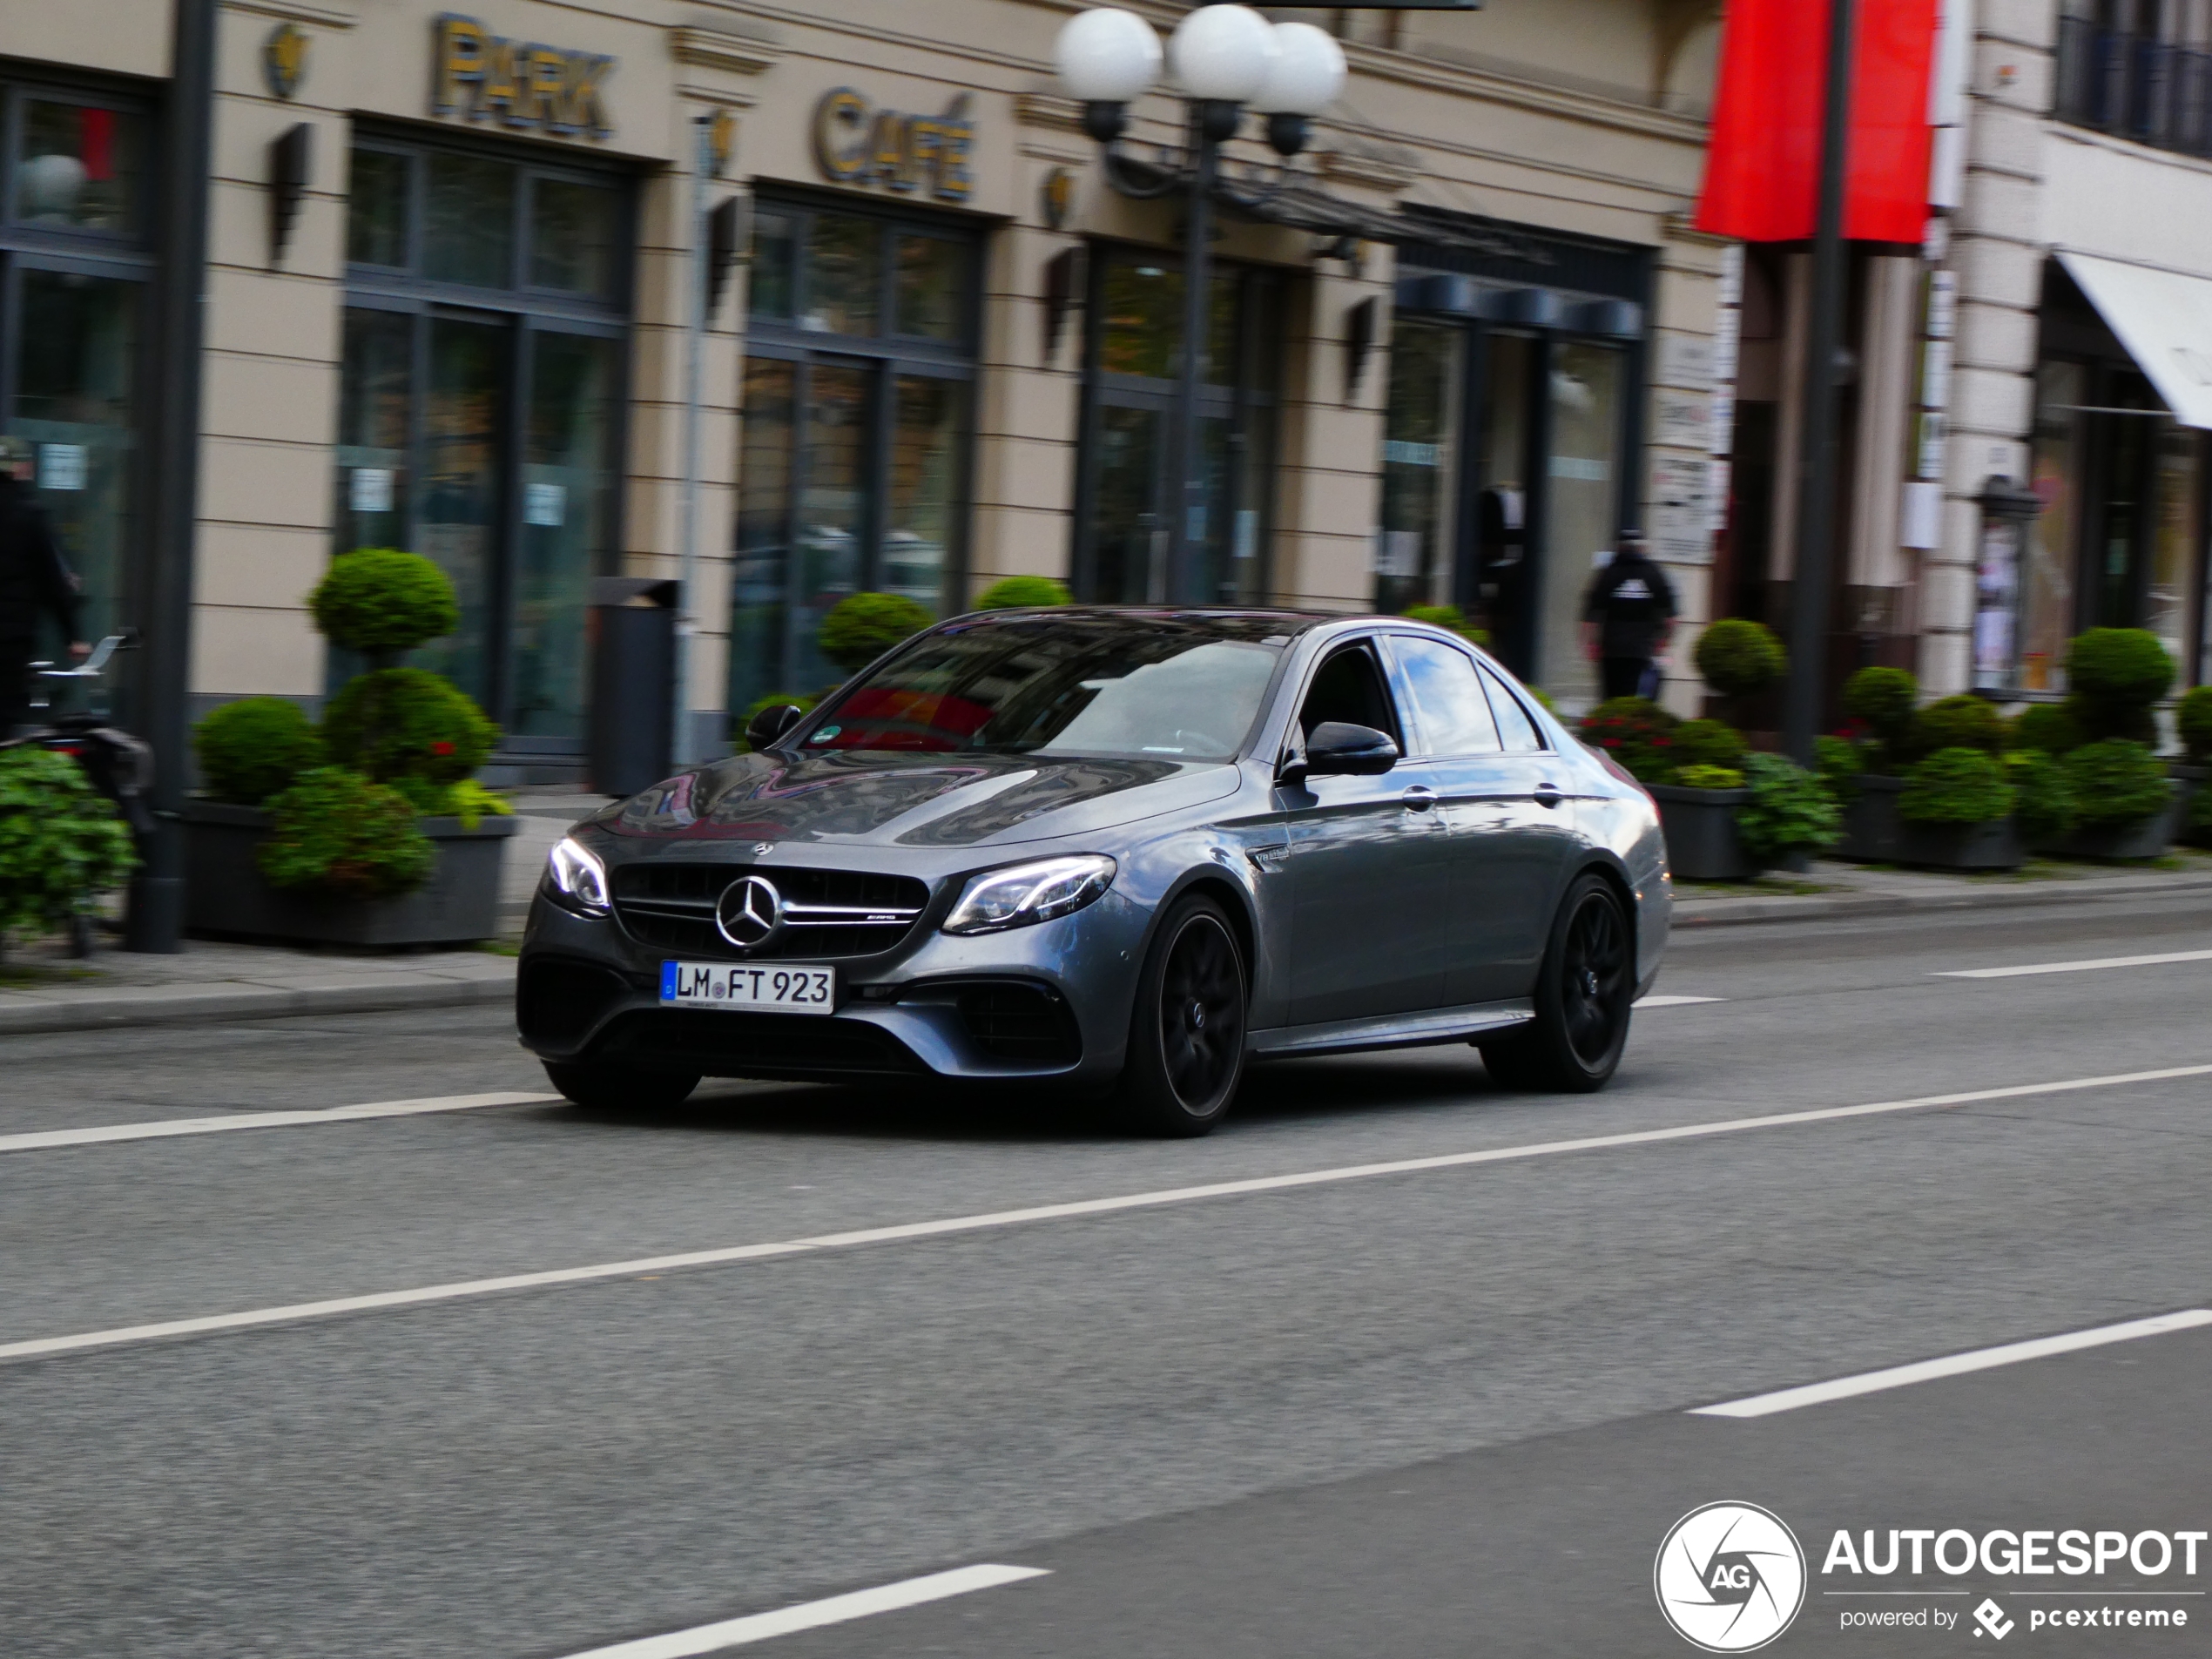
543, 1060, 700, 1110
1115, 894, 1249, 1136
1479, 872, 1633, 1092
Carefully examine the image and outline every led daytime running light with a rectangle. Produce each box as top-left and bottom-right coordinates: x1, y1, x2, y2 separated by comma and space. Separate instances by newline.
943, 855, 1117, 935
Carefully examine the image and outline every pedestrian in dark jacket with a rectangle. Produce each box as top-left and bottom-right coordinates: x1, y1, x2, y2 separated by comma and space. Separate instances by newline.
0, 437, 88, 734
1581, 532, 1677, 703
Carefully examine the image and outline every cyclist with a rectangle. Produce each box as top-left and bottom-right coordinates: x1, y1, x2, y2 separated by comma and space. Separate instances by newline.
0, 435, 89, 736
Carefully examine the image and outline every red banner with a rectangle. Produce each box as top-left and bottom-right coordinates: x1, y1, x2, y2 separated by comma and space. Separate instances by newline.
1695, 0, 1939, 245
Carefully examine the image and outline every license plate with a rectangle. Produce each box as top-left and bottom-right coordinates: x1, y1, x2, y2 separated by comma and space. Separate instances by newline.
659, 961, 837, 1015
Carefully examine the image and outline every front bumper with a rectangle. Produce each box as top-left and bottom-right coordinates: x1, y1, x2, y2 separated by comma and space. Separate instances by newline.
517, 886, 1147, 1087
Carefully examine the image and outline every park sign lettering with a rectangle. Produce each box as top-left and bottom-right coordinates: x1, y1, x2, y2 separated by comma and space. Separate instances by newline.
432, 14, 614, 140
813, 88, 975, 202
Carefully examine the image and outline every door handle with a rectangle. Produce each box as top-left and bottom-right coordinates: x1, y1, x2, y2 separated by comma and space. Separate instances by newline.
1533, 783, 1564, 809
1401, 786, 1439, 813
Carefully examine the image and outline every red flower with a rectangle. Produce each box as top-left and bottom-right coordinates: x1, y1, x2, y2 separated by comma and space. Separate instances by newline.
1602, 738, 1621, 748
431, 740, 455, 756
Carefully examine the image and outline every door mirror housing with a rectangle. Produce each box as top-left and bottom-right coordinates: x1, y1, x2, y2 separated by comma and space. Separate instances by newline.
745, 703, 806, 752
1302, 721, 1399, 778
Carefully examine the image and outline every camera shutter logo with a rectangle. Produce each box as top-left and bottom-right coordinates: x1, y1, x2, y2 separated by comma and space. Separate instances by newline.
716, 875, 785, 950
1655, 1502, 1807, 1652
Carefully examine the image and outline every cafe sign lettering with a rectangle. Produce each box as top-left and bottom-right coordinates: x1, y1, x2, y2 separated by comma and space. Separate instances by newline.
813, 89, 974, 202
432, 14, 614, 140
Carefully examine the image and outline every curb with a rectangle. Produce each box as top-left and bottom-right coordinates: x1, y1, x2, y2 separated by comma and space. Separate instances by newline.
0, 969, 516, 1037
1675, 874, 2212, 929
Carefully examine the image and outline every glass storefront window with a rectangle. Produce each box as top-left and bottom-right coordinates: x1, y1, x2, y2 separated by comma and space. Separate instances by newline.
516, 332, 620, 736
2023, 361, 2083, 693
886, 375, 964, 605
894, 234, 968, 341
1541, 341, 1624, 711
333, 307, 412, 557
1377, 320, 1460, 615
729, 358, 796, 717
2150, 425, 2200, 676
529, 177, 618, 298
805, 215, 881, 335
347, 148, 410, 267
424, 152, 516, 287
417, 316, 505, 706
17, 101, 143, 234
751, 212, 796, 320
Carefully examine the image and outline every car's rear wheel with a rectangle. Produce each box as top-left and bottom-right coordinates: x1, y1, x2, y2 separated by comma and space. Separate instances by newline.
1479, 873, 1633, 1092
1116, 894, 1248, 1136
542, 1060, 700, 1110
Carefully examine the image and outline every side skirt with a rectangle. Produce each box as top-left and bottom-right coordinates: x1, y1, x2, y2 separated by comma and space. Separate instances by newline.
1249, 1000, 1534, 1059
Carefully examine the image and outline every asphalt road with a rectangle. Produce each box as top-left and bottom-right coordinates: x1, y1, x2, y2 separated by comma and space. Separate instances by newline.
3, 893, 2211, 1657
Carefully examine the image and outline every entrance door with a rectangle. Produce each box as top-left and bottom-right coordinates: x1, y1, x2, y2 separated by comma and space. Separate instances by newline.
418, 314, 506, 710
1473, 332, 1538, 678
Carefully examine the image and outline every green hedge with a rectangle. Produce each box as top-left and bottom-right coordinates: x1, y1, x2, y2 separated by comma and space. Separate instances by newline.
974, 576, 1070, 610
1737, 752, 1842, 861
1912, 694, 2003, 759
0, 748, 138, 948
1695, 618, 1787, 698
819, 592, 934, 674
1899, 746, 2014, 825
309, 550, 459, 661
321, 667, 499, 786
257, 767, 435, 900
192, 697, 322, 806
2062, 738, 2172, 829
1579, 697, 1680, 784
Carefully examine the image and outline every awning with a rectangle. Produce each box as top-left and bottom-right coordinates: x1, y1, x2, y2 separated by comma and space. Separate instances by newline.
2057, 251, 2212, 429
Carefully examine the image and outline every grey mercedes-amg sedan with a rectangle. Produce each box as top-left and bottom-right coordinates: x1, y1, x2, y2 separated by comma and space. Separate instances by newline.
518, 607, 1671, 1135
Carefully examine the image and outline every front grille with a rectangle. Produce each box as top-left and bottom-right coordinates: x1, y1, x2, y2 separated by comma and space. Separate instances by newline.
612, 864, 930, 960
957, 983, 1082, 1065
596, 1008, 926, 1077
517, 957, 631, 1047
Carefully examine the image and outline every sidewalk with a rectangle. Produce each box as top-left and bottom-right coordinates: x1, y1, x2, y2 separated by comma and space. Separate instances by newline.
5, 845, 2210, 1038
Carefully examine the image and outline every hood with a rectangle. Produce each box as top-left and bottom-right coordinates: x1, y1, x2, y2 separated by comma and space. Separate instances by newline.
593, 749, 1243, 849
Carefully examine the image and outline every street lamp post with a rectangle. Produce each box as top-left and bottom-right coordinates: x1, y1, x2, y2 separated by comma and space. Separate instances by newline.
1055, 6, 1345, 604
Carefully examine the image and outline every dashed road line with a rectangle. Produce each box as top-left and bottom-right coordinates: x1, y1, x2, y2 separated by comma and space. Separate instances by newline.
0, 1092, 558, 1157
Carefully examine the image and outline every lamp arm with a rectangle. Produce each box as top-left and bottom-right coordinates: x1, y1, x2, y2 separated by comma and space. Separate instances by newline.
1099, 142, 1192, 200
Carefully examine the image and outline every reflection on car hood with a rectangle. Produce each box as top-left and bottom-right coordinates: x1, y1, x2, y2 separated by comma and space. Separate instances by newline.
594, 749, 1243, 848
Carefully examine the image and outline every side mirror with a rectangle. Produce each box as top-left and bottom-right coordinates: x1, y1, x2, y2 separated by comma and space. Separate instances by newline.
1303, 721, 1399, 779
745, 703, 805, 752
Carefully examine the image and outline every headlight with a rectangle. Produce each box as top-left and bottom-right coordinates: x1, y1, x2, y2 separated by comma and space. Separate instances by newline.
942, 854, 1116, 935
545, 836, 612, 916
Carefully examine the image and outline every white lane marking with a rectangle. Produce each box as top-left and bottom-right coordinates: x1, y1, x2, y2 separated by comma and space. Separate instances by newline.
1693, 1308, 2212, 1419
1935, 948, 2212, 980
5, 1061, 2211, 1367
0, 1092, 558, 1156
1635, 995, 1725, 1008
557, 1565, 1049, 1658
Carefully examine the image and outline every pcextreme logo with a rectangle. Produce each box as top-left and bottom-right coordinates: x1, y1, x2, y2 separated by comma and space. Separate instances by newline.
1656, 1502, 1809, 1652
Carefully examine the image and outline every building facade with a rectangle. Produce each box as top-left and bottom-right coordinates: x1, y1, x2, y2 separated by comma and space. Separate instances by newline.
2, 0, 1742, 786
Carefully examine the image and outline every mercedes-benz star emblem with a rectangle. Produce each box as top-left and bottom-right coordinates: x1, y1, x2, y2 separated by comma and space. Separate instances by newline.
715, 874, 785, 951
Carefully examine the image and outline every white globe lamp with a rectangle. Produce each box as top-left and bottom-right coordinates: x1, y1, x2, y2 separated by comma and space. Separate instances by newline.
1167, 5, 1278, 105
1253, 23, 1345, 114
1054, 8, 1162, 104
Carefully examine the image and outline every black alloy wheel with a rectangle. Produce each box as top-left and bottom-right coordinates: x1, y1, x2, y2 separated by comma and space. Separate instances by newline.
1117, 894, 1249, 1136
543, 1060, 701, 1110
1480, 873, 1633, 1092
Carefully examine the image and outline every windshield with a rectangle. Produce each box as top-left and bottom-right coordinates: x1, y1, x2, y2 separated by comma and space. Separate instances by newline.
796, 616, 1293, 759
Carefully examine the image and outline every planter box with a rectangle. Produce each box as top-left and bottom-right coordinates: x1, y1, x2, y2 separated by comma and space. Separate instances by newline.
1893, 817, 2026, 871
1649, 784, 1755, 881
2175, 763, 2208, 845
1835, 774, 1907, 862
2031, 799, 2177, 863
185, 800, 518, 947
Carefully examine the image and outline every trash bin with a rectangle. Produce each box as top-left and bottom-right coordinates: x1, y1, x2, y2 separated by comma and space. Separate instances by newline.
588, 577, 677, 799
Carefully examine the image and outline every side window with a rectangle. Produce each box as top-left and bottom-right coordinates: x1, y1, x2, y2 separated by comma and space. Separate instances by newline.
1390, 636, 1501, 757
1479, 664, 1547, 752
1297, 642, 1401, 746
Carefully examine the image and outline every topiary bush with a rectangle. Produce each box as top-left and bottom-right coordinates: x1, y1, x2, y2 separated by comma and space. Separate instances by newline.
2176, 684, 2212, 764
1899, 747, 2015, 826
320, 667, 499, 786
2184, 780, 2212, 847
308, 549, 461, 663
819, 591, 934, 675
1694, 618, 1788, 699
1735, 752, 1843, 864
2008, 702, 2080, 756
192, 697, 322, 807
974, 576, 1071, 610
1401, 604, 1492, 646
1911, 693, 2004, 759
2061, 738, 2174, 829
1673, 718, 1748, 772
257, 766, 435, 900
1843, 666, 1919, 771
1579, 697, 1681, 784
2065, 627, 2174, 745
1816, 733, 1865, 800
0, 748, 138, 953
2006, 749, 2077, 844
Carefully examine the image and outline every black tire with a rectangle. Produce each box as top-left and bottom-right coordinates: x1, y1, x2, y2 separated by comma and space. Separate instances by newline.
1479, 873, 1634, 1093
1114, 894, 1250, 1136
543, 1060, 700, 1110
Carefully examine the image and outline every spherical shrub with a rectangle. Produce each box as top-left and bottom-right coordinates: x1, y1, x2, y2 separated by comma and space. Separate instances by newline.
308, 550, 461, 659
2008, 702, 2080, 756
1899, 747, 2015, 825
1694, 618, 1787, 698
1673, 718, 1748, 771
2006, 749, 2077, 843
257, 766, 434, 900
192, 697, 322, 806
1912, 693, 2004, 758
1736, 752, 1842, 862
1843, 666, 1919, 766
819, 592, 934, 675
2060, 738, 2173, 829
2066, 627, 2175, 716
2176, 684, 2212, 764
320, 667, 498, 786
0, 747, 138, 945
974, 576, 1070, 610
1578, 697, 1681, 785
